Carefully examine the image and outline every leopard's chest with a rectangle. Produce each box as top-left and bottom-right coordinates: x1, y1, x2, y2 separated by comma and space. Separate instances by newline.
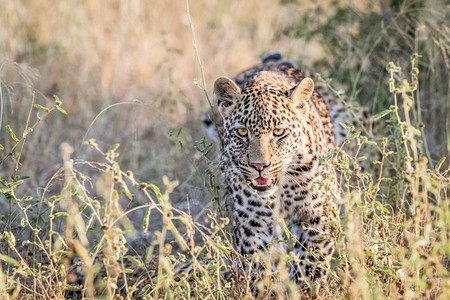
278, 158, 329, 219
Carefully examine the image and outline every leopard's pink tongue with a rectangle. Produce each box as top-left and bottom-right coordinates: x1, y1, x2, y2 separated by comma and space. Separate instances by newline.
255, 177, 269, 186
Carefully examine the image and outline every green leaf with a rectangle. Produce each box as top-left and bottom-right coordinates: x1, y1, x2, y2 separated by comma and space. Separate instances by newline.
57, 107, 68, 115
0, 254, 19, 266
33, 104, 48, 111
3, 192, 14, 199
65, 285, 81, 291
109, 144, 120, 151
25, 268, 33, 276
339, 122, 351, 130
349, 131, 361, 139
6, 125, 17, 141
54, 212, 69, 218
113, 189, 120, 200
125, 255, 144, 267
78, 203, 88, 212
0, 144, 4, 150
123, 268, 134, 274
9, 180, 24, 188
176, 127, 183, 137
435, 157, 446, 172
373, 109, 391, 120
120, 184, 133, 200
212, 243, 231, 255
381, 177, 393, 182
378, 266, 396, 276
138, 285, 152, 297
142, 207, 151, 233
149, 184, 163, 201
87, 227, 102, 237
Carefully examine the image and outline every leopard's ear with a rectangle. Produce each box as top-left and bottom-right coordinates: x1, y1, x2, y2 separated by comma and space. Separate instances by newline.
290, 77, 314, 110
214, 76, 241, 118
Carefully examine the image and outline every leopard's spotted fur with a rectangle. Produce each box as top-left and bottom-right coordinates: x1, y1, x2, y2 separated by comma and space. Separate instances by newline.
213, 55, 339, 286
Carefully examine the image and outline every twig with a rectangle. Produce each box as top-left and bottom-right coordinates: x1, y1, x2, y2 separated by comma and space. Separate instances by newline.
186, 0, 223, 145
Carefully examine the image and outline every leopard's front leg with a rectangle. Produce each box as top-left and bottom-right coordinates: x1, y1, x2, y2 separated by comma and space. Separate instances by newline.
289, 213, 336, 286
229, 183, 285, 297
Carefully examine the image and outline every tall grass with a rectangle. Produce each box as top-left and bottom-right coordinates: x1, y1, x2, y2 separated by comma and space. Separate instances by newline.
0, 0, 448, 299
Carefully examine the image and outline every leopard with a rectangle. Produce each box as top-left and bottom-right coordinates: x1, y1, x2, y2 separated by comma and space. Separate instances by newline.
211, 53, 340, 288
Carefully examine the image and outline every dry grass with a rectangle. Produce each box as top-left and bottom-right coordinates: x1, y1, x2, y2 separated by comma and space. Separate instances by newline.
0, 0, 448, 299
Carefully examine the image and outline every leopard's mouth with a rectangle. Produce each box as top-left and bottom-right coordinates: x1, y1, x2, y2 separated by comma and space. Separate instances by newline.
249, 177, 277, 192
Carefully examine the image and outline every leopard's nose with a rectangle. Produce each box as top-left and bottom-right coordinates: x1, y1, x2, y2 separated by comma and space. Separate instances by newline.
249, 162, 269, 171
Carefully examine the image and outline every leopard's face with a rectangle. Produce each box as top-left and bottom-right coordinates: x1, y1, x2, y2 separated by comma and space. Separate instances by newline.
215, 72, 315, 197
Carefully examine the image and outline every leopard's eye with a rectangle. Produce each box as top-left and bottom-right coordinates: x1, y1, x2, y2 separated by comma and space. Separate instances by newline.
236, 128, 248, 137
273, 128, 286, 137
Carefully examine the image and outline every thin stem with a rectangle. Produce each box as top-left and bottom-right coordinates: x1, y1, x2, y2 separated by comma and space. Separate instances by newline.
186, 0, 223, 145
15, 91, 35, 173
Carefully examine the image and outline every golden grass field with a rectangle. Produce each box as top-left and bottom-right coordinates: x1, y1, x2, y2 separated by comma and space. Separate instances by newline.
0, 0, 448, 299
